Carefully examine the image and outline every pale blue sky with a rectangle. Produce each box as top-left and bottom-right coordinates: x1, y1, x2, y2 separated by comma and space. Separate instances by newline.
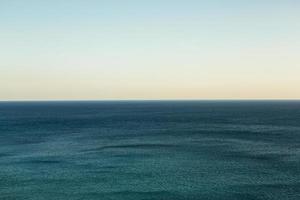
1, 0, 299, 100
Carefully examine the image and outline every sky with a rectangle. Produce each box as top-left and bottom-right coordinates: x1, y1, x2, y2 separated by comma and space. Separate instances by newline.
0, 0, 299, 100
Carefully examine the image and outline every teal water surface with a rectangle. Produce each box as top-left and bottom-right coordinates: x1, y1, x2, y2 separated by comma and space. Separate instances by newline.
0, 101, 300, 199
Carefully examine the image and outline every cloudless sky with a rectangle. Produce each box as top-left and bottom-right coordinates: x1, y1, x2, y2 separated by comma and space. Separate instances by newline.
0, 0, 299, 100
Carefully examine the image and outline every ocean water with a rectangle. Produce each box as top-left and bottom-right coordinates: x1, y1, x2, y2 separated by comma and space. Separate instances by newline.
0, 101, 300, 200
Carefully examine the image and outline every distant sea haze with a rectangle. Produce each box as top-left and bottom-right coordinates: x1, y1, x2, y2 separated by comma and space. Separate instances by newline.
0, 101, 300, 200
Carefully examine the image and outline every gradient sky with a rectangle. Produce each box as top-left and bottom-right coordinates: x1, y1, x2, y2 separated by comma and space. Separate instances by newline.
0, 0, 299, 100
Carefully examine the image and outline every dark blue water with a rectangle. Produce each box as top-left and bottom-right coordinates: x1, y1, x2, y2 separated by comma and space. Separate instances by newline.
0, 101, 300, 200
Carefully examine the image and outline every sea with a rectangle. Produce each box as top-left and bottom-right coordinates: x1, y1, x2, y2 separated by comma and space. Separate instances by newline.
0, 101, 299, 200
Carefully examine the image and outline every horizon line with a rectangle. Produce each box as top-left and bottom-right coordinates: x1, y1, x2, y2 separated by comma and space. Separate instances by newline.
1, 98, 300, 102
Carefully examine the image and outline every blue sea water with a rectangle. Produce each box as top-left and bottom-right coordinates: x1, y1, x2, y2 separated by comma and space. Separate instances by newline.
0, 101, 300, 200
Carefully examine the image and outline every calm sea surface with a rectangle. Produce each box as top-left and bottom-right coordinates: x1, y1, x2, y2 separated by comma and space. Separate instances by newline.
0, 101, 300, 200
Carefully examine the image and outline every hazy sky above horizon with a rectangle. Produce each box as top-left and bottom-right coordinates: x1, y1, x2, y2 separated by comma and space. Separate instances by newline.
1, 0, 299, 100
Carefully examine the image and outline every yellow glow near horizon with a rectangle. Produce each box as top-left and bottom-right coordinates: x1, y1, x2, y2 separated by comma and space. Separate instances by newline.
1, 1, 299, 100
